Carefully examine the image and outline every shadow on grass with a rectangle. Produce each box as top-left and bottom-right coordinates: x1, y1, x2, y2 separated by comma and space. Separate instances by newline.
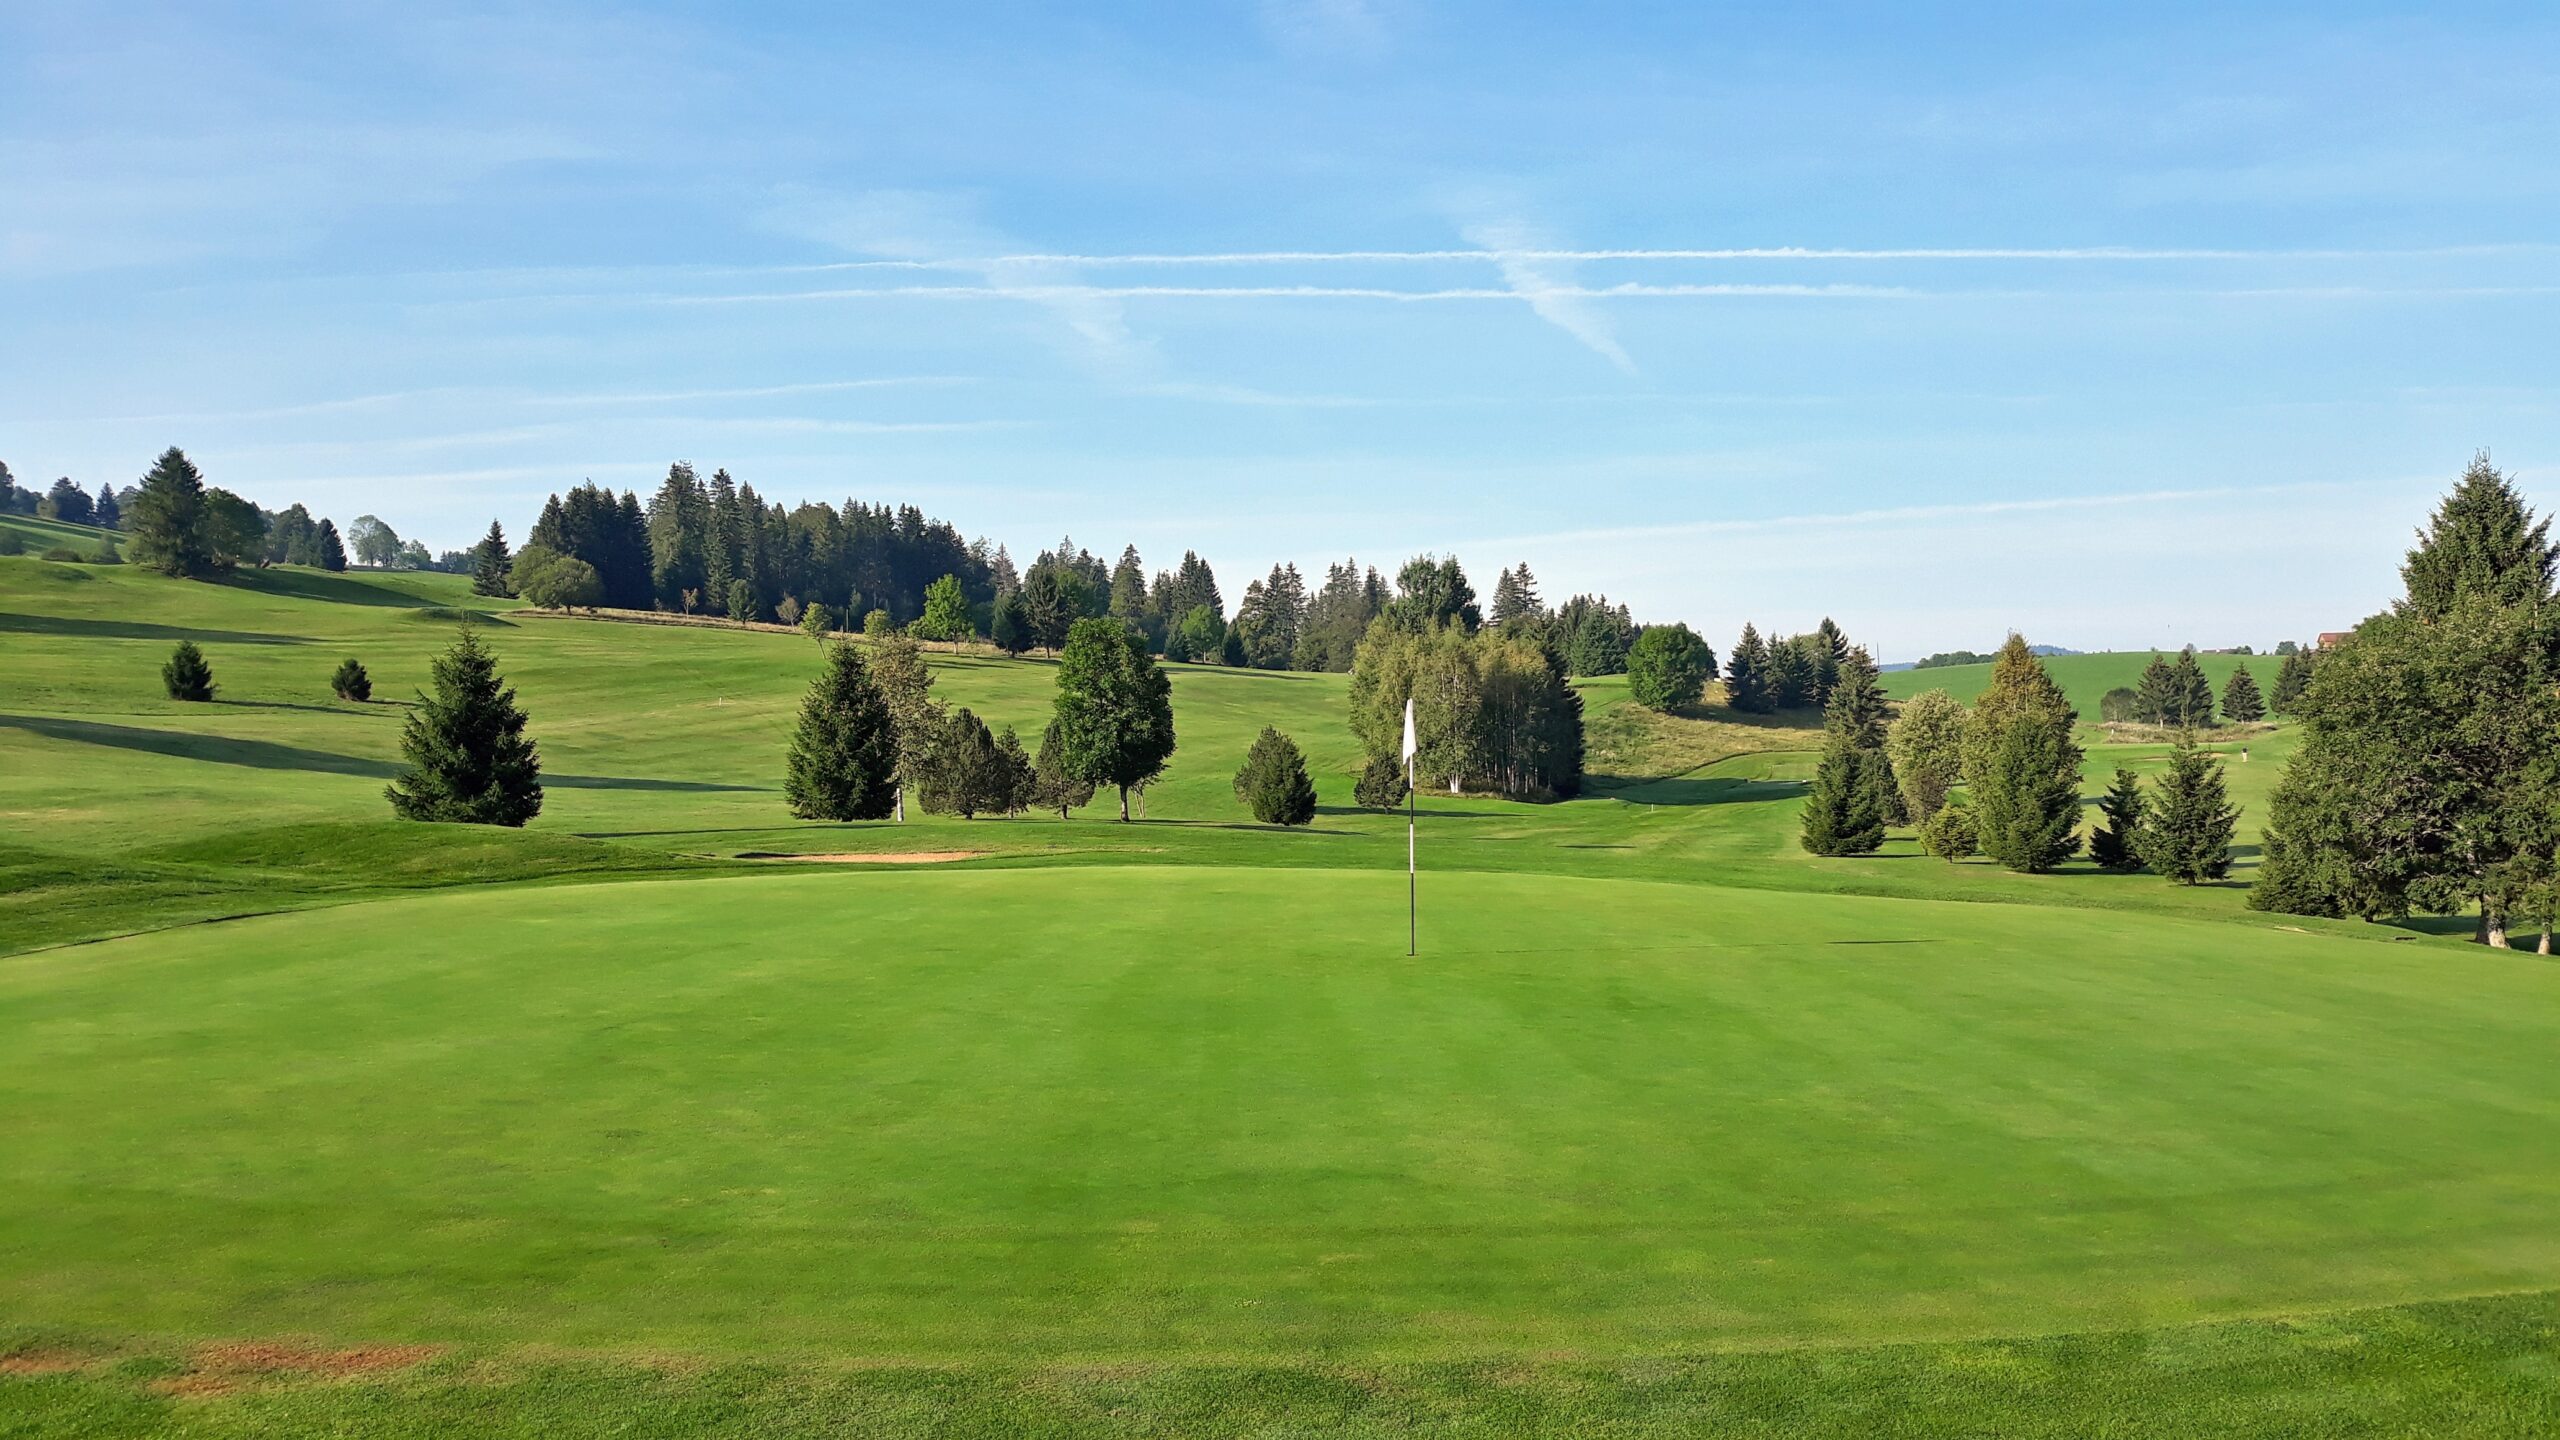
0, 613, 310, 646
1590, 776, 1808, 807
219, 568, 438, 609
0, 714, 768, 792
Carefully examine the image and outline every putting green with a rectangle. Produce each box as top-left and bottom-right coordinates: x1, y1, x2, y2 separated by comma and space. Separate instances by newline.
9, 865, 2557, 1364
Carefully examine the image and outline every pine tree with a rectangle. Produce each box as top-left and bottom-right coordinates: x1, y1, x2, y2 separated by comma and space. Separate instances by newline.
1353, 750, 1410, 809
1567, 606, 1628, 676
332, 657, 372, 702
1030, 720, 1096, 817
1963, 636, 2083, 873
316, 519, 347, 572
93, 482, 120, 530
1765, 636, 1817, 709
470, 520, 513, 597
162, 640, 215, 701
2220, 664, 2266, 723
2089, 766, 2146, 870
126, 447, 215, 578
993, 726, 1037, 815
1489, 563, 1544, 629
1724, 623, 1772, 713
1798, 648, 1892, 856
2168, 648, 2216, 728
918, 707, 1012, 818
2270, 649, 2315, 716
386, 629, 543, 826
2399, 450, 2557, 622
1809, 617, 1849, 707
2140, 739, 2238, 884
1233, 727, 1319, 826
782, 641, 899, 820
990, 590, 1031, 655
2133, 654, 2177, 725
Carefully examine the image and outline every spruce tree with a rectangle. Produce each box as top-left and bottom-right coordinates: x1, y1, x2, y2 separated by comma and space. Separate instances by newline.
1234, 727, 1319, 826
2133, 654, 2177, 725
1798, 648, 1892, 856
162, 640, 215, 701
2140, 739, 2238, 884
2270, 649, 2315, 716
2089, 766, 2146, 871
994, 726, 1037, 815
470, 521, 513, 597
990, 590, 1031, 655
1724, 623, 1772, 712
1567, 606, 1628, 676
386, 629, 543, 826
316, 519, 347, 572
2167, 648, 2216, 728
332, 657, 372, 702
1353, 750, 1409, 810
1030, 720, 1096, 817
126, 447, 214, 578
1963, 636, 2083, 872
2219, 664, 2266, 723
93, 482, 120, 530
2399, 450, 2557, 622
784, 641, 900, 821
918, 707, 1011, 818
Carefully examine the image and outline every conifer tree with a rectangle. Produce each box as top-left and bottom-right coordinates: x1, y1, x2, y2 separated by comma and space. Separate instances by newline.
1963, 635, 2083, 872
783, 641, 899, 821
1353, 750, 1409, 810
386, 629, 543, 826
2270, 648, 2315, 716
1567, 606, 1629, 676
316, 519, 347, 572
1724, 623, 1773, 713
1799, 648, 1892, 856
1030, 720, 1096, 817
2167, 648, 2216, 728
2133, 654, 2177, 725
470, 520, 513, 597
127, 447, 215, 577
2089, 766, 2146, 870
332, 657, 372, 702
1489, 563, 1544, 630
2140, 739, 2238, 884
162, 640, 215, 701
993, 725, 1037, 815
918, 707, 1012, 818
990, 589, 1031, 655
1766, 638, 1816, 709
93, 482, 120, 530
1233, 727, 1319, 826
2219, 664, 2265, 723
2398, 450, 2557, 622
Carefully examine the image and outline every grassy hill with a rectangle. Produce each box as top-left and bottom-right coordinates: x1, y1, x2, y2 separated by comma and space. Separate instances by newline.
4, 553, 2554, 1436
1884, 649, 2289, 716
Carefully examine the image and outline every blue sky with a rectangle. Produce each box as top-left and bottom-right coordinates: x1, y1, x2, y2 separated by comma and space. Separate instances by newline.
6, 2, 2558, 657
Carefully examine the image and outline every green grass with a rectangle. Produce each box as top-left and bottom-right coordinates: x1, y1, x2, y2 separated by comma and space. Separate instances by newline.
4, 555, 2555, 1435
1885, 650, 2286, 716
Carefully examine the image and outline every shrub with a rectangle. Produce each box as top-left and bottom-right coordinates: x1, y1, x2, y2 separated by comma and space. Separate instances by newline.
0, 530, 22, 555
1234, 727, 1319, 826
1920, 802, 1977, 861
776, 595, 804, 628
163, 640, 216, 701
42, 546, 82, 562
863, 608, 893, 639
1353, 751, 1410, 810
2098, 686, 2138, 723
1625, 623, 1713, 712
332, 657, 373, 702
89, 536, 121, 564
512, 544, 603, 610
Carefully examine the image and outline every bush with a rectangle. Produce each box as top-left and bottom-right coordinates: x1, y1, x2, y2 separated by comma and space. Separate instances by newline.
332, 658, 373, 702
1353, 751, 1410, 810
89, 537, 121, 564
1920, 802, 1977, 860
42, 546, 82, 562
776, 595, 804, 628
863, 608, 893, 639
512, 544, 603, 610
1234, 727, 1319, 826
163, 640, 215, 701
2098, 686, 2138, 723
0, 530, 22, 555
1625, 623, 1713, 712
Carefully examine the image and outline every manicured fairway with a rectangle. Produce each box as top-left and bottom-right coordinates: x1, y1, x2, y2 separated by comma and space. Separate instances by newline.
10, 867, 2558, 1364
8, 553, 2559, 1435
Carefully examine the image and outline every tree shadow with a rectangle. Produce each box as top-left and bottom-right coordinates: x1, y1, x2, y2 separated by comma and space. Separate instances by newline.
216, 698, 381, 717
0, 714, 767, 792
0, 613, 310, 646
219, 568, 438, 609
1588, 775, 1807, 807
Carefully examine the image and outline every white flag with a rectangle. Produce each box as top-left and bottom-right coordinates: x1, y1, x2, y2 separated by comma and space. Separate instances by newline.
1400, 697, 1417, 765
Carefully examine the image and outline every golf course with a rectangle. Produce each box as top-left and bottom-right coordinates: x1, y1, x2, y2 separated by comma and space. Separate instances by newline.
6, 536, 2558, 1436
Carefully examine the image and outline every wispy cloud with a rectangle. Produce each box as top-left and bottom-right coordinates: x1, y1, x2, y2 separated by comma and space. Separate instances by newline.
1259, 0, 1390, 61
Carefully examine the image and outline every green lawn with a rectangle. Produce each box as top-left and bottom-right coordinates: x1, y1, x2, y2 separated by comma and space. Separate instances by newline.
4, 555, 2555, 1436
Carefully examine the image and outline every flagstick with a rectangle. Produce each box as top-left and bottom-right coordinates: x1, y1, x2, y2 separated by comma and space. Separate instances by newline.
1407, 752, 1417, 957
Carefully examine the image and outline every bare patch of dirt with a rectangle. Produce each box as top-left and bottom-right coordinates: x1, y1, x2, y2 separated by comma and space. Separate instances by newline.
737, 850, 988, 864
149, 1341, 445, 1398
0, 1350, 91, 1376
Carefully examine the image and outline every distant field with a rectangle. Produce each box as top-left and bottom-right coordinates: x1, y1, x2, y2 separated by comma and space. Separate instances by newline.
4, 553, 2549, 1436
1884, 650, 2289, 716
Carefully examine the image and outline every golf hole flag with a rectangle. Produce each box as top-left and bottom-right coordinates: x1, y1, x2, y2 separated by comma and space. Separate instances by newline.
1403, 697, 1417, 955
